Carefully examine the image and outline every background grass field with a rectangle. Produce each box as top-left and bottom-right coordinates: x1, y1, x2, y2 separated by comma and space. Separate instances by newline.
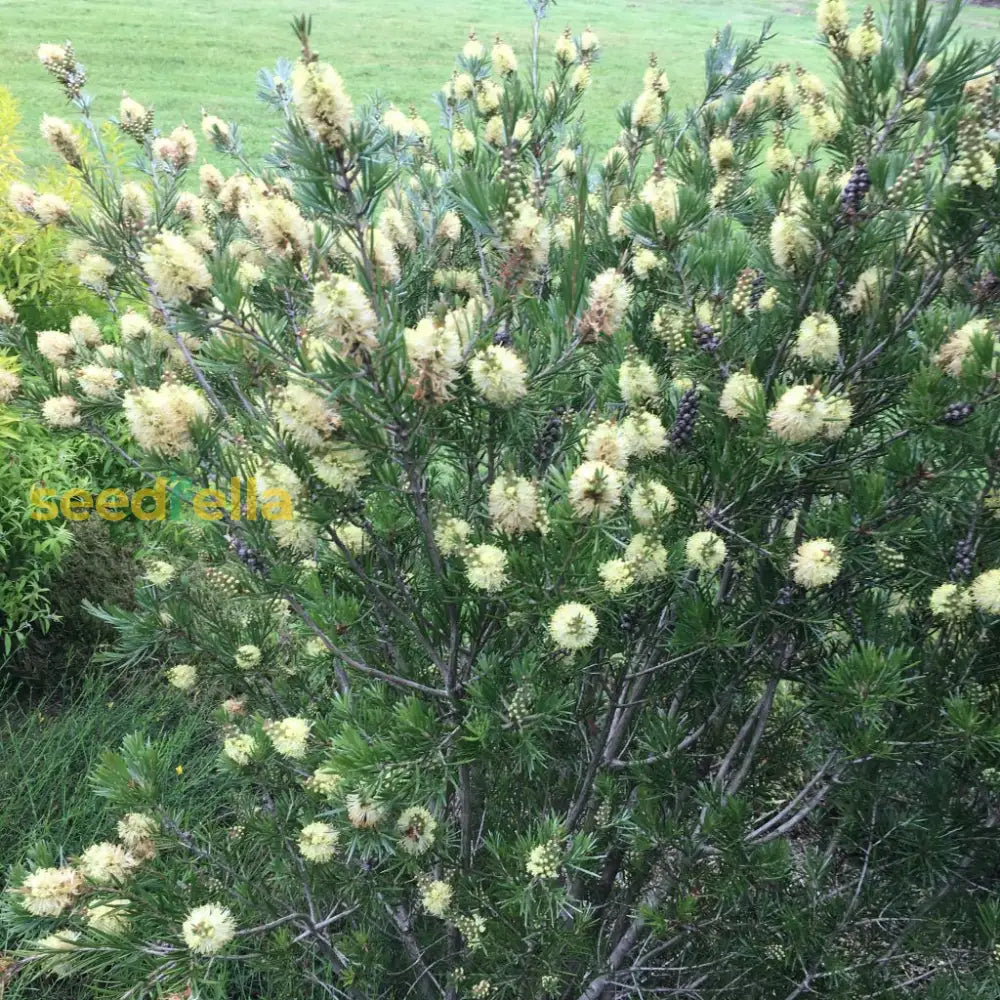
2, 0, 1000, 171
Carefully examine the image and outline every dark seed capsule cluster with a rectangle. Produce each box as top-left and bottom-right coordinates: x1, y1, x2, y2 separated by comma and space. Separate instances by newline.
840, 161, 870, 215
534, 409, 564, 468
670, 388, 700, 447
227, 534, 267, 575
951, 538, 975, 580
943, 401, 975, 425
693, 320, 720, 353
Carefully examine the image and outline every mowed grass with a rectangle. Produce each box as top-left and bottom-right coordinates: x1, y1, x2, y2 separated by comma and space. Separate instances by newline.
3, 0, 1000, 172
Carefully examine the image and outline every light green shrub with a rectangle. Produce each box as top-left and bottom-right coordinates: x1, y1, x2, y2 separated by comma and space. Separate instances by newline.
0, 419, 75, 660
0, 87, 132, 667
0, 86, 108, 330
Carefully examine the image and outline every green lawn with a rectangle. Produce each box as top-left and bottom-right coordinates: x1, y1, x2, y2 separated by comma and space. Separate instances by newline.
4, 0, 1000, 172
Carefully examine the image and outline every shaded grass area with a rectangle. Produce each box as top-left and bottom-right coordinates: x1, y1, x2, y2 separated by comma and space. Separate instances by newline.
5, 518, 140, 686
0, 670, 216, 998
1, 0, 996, 171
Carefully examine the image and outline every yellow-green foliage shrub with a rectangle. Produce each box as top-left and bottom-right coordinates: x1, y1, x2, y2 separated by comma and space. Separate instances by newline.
0, 86, 105, 329
0, 416, 74, 660
0, 90, 141, 667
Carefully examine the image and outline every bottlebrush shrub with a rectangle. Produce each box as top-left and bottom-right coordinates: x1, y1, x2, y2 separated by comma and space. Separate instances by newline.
7, 2, 1000, 997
